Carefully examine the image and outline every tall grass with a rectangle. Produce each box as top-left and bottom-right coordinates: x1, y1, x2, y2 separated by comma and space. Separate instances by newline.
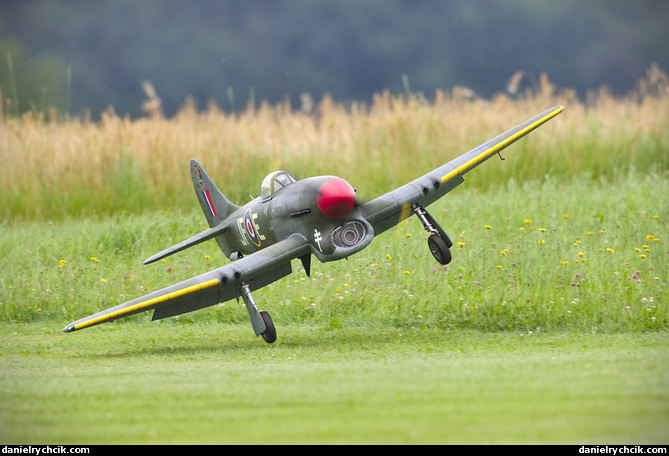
1, 71, 667, 221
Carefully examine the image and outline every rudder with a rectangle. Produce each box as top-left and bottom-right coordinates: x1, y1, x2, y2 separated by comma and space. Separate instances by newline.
190, 159, 239, 227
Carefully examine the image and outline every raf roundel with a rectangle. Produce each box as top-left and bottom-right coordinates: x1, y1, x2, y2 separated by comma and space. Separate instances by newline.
244, 209, 261, 246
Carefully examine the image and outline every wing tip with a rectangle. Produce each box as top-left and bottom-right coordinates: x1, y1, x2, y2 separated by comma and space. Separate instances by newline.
541, 105, 565, 123
142, 255, 158, 265
63, 323, 76, 333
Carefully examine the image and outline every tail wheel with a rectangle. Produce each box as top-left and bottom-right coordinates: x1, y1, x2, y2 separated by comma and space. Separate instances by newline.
427, 234, 452, 265
259, 311, 277, 344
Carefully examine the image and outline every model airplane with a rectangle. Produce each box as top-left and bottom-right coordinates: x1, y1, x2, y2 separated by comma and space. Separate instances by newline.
64, 106, 564, 342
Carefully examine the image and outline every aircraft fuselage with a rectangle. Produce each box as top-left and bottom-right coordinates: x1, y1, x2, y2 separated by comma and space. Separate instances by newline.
222, 176, 374, 264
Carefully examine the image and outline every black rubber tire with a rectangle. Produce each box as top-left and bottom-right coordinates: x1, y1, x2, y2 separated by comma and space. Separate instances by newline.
259, 311, 277, 344
427, 234, 452, 265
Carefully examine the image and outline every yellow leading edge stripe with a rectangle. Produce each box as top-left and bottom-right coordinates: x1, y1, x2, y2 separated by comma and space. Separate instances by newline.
441, 106, 564, 183
73, 278, 220, 330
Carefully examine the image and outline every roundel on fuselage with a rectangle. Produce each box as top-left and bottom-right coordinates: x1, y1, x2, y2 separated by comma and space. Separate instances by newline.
244, 208, 261, 246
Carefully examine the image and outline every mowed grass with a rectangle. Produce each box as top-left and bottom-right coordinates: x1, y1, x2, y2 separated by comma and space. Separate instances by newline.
1, 323, 667, 444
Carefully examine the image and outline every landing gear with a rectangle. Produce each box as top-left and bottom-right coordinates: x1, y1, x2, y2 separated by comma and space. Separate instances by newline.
427, 233, 452, 265
231, 252, 277, 344
259, 311, 276, 344
413, 203, 453, 265
239, 282, 277, 344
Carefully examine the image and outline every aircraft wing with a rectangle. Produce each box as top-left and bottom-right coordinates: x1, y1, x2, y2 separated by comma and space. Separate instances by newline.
359, 106, 564, 235
63, 235, 310, 333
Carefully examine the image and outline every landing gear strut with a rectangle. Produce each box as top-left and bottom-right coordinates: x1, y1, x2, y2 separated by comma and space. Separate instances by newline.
413, 203, 453, 265
239, 282, 277, 344
232, 251, 277, 344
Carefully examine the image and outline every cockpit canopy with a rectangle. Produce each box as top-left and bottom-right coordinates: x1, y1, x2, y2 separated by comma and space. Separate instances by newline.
260, 171, 297, 199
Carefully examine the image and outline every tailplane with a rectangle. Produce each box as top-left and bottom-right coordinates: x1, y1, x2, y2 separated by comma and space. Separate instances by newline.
190, 159, 239, 227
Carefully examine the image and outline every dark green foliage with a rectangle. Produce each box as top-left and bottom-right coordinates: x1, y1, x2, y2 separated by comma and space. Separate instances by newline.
1, 1, 668, 117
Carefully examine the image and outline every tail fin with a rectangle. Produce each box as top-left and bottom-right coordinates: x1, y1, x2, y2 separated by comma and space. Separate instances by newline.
190, 159, 239, 227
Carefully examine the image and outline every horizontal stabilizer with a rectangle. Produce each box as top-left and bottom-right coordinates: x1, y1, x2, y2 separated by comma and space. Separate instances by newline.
143, 221, 230, 265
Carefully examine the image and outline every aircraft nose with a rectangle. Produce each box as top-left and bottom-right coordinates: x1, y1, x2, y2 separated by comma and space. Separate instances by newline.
317, 178, 356, 219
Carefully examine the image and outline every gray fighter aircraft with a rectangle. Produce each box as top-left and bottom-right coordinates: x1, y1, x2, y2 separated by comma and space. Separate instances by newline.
64, 106, 564, 343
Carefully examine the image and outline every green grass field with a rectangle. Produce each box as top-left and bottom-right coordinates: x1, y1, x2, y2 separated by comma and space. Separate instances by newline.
2, 174, 666, 332
1, 323, 667, 444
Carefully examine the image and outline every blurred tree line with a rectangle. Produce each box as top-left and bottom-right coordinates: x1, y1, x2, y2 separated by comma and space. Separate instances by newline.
1, 0, 668, 118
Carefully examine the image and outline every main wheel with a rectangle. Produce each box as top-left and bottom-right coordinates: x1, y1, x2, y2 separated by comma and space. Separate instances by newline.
427, 234, 452, 265
259, 311, 277, 344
